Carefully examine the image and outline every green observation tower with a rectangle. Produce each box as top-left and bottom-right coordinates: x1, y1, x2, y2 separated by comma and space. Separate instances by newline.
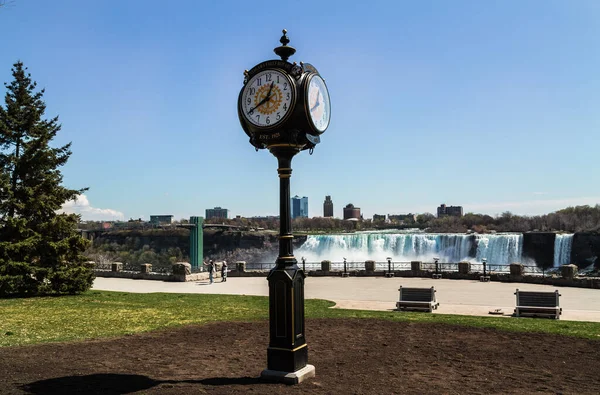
189, 216, 204, 270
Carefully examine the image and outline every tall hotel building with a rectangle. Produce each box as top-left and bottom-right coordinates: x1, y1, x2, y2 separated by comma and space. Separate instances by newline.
323, 195, 333, 217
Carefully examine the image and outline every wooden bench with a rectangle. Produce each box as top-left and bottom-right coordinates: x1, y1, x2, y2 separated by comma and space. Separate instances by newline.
396, 286, 439, 312
514, 289, 561, 319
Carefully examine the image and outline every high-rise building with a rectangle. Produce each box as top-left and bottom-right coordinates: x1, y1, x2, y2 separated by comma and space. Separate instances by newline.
206, 207, 229, 220
343, 203, 361, 220
301, 197, 308, 218
323, 195, 334, 217
291, 196, 309, 219
291, 196, 300, 219
437, 204, 463, 217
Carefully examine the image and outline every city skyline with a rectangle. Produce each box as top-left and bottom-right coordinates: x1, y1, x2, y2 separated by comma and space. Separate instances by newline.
64, 193, 600, 223
2, 1, 599, 221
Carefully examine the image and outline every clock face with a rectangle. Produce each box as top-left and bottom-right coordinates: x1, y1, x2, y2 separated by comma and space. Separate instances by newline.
306, 74, 330, 133
241, 69, 294, 128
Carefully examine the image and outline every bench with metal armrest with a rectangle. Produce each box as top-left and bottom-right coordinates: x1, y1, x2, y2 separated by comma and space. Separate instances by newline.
396, 286, 439, 313
514, 289, 561, 319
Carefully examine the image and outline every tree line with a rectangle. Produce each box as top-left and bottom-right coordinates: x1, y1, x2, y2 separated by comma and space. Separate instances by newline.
419, 206, 600, 233
205, 205, 600, 234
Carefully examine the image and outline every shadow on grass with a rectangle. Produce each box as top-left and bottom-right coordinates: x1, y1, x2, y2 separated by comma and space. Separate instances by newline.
21, 373, 273, 394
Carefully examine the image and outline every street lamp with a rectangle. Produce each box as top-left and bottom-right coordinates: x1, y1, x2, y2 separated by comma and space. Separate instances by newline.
301, 257, 306, 273
385, 257, 394, 278
237, 30, 330, 384
480, 257, 490, 282
342, 257, 348, 277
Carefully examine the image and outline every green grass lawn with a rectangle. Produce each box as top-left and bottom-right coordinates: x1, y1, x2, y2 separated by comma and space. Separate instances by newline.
1, 291, 599, 347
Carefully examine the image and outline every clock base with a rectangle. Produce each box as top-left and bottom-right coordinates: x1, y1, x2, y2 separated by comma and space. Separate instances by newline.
261, 364, 315, 385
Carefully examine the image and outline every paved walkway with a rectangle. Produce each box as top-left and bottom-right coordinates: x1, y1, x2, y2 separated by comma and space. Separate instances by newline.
92, 276, 600, 323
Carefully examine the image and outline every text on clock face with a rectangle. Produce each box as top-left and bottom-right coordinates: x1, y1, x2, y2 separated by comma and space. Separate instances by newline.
243, 70, 293, 127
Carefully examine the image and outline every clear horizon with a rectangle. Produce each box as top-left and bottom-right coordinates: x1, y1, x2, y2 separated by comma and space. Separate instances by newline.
2, 1, 599, 221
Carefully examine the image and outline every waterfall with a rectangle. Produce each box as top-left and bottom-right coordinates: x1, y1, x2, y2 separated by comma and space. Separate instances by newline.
296, 232, 523, 264
553, 234, 573, 267
474, 234, 523, 265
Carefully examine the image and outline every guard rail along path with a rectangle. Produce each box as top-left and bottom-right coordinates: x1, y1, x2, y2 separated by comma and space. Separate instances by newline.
514, 289, 562, 319
396, 286, 439, 313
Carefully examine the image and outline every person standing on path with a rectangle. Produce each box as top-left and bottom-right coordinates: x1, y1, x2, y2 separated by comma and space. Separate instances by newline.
204, 260, 215, 284
221, 260, 228, 282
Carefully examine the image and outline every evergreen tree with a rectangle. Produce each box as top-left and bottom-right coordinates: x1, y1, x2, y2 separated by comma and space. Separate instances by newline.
0, 61, 94, 296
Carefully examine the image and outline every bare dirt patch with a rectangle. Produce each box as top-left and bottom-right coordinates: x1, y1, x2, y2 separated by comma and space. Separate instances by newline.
1, 318, 599, 394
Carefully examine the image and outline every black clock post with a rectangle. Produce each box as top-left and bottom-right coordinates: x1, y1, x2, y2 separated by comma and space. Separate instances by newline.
237, 30, 330, 385
264, 143, 309, 382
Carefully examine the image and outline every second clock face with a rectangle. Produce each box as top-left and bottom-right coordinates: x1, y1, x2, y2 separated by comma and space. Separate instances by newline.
306, 74, 330, 133
241, 69, 294, 128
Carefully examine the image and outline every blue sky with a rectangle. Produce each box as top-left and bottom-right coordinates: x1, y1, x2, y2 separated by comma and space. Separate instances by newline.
1, 0, 599, 220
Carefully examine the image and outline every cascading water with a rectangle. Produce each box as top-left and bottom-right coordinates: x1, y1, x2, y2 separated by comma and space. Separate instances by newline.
553, 234, 573, 267
296, 231, 523, 265
474, 234, 523, 265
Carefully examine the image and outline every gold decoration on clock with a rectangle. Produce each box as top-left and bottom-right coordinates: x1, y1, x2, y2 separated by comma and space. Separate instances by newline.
254, 84, 283, 115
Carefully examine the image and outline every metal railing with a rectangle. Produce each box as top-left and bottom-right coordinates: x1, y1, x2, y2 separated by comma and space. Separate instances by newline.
94, 260, 557, 277
469, 263, 545, 275
242, 261, 554, 276
243, 261, 412, 271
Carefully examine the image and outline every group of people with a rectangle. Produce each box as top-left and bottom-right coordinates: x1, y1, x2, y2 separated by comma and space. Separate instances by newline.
203, 259, 227, 284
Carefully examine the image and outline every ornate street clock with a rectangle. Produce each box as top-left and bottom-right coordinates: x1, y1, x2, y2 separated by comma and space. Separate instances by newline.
237, 30, 330, 384
240, 69, 296, 128
238, 30, 330, 151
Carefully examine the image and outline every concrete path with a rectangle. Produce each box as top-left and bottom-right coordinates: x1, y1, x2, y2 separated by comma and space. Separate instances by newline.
92, 276, 600, 323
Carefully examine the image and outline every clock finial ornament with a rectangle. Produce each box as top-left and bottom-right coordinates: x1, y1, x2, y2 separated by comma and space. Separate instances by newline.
274, 29, 296, 62
280, 29, 290, 45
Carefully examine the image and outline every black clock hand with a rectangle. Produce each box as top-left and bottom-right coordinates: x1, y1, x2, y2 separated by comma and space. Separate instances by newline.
248, 82, 275, 114
310, 94, 320, 112
248, 97, 269, 114
265, 81, 274, 98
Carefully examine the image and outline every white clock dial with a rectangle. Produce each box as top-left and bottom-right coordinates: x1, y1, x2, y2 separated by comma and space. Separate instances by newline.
242, 69, 294, 128
306, 74, 330, 133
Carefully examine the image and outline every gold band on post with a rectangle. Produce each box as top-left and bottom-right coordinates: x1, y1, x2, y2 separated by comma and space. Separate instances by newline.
268, 344, 307, 352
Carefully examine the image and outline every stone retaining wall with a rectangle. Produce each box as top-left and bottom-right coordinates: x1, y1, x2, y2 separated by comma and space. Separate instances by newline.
94, 270, 220, 282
